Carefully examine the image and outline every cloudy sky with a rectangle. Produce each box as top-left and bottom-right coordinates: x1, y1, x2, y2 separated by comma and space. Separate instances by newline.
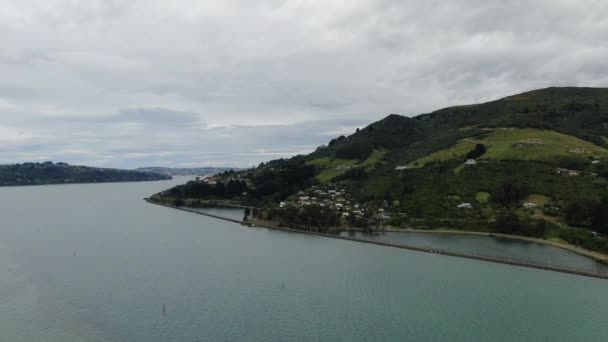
1, 0, 607, 168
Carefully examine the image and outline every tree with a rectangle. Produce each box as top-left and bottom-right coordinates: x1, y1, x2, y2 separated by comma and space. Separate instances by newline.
565, 199, 596, 226
244, 207, 251, 221
466, 144, 486, 159
491, 177, 530, 206
494, 210, 522, 234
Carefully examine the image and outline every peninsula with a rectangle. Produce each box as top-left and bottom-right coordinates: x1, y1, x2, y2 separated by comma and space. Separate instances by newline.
0, 161, 171, 186
149, 87, 608, 258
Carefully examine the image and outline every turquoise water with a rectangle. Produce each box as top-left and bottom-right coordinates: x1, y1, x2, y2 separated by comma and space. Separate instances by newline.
0, 180, 606, 341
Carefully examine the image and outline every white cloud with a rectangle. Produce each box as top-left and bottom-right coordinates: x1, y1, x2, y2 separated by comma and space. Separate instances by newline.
0, 0, 606, 167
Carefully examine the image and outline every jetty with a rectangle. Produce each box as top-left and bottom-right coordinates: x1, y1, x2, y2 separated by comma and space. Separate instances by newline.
145, 199, 608, 280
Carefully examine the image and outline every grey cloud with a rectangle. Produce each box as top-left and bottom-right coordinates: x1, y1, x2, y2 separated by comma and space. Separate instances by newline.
0, 0, 607, 167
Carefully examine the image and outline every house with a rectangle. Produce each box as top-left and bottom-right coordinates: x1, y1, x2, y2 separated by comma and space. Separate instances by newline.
569, 147, 590, 154
464, 159, 477, 166
523, 202, 536, 209
556, 168, 580, 176
335, 203, 344, 209
279, 202, 286, 208
457, 203, 473, 209
395, 165, 408, 170
592, 160, 601, 165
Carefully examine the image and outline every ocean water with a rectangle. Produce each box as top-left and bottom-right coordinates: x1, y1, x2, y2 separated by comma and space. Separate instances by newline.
0, 179, 606, 341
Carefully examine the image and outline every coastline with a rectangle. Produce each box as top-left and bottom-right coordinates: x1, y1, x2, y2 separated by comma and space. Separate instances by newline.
381, 228, 608, 264
145, 199, 608, 280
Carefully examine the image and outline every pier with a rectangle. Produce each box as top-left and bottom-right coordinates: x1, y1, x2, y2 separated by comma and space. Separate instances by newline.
145, 199, 608, 280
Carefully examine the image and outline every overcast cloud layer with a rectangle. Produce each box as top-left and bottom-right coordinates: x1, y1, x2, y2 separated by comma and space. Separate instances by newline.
1, 0, 607, 168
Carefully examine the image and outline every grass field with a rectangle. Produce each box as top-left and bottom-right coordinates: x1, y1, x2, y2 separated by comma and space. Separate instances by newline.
408, 128, 607, 168
475, 191, 490, 203
308, 149, 387, 183
524, 194, 551, 205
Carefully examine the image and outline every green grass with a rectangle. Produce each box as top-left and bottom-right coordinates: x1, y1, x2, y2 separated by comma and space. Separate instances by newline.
306, 157, 358, 168
524, 194, 551, 205
407, 141, 476, 168
361, 149, 386, 169
408, 128, 608, 168
475, 192, 490, 203
311, 149, 387, 183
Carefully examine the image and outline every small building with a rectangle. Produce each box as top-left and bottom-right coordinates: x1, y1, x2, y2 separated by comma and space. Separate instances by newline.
592, 160, 601, 165
464, 159, 477, 166
556, 168, 580, 176
522, 202, 537, 209
569, 147, 590, 154
457, 203, 473, 209
395, 165, 408, 170
298, 196, 310, 201
279, 201, 286, 208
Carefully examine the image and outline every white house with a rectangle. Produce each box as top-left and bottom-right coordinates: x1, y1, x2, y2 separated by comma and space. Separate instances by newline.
592, 160, 601, 165
457, 203, 473, 209
395, 165, 408, 170
464, 159, 478, 166
523, 202, 537, 209
279, 201, 286, 208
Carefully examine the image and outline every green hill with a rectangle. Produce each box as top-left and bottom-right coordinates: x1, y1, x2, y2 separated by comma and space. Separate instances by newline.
0, 162, 171, 186
407, 128, 607, 169
153, 87, 608, 255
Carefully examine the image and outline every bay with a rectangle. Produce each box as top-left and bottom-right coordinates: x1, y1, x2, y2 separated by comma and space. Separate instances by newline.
0, 179, 606, 341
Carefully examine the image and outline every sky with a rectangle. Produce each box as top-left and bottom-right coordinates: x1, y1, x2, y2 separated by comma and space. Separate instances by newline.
1, 0, 607, 168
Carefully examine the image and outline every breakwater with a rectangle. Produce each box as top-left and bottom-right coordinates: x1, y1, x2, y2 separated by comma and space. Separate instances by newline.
145, 200, 608, 280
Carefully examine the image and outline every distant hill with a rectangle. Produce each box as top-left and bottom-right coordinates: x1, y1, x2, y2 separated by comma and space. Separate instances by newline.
0, 162, 171, 186
152, 87, 608, 255
135, 167, 241, 176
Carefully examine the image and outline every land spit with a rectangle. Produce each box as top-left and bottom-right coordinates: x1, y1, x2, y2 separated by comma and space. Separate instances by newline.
145, 199, 608, 280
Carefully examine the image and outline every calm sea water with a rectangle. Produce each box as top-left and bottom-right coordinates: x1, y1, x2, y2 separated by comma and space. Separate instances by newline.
0, 179, 606, 341
339, 232, 608, 274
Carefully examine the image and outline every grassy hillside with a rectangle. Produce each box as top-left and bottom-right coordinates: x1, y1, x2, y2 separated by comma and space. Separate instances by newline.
154, 87, 608, 254
407, 128, 607, 168
307, 149, 387, 183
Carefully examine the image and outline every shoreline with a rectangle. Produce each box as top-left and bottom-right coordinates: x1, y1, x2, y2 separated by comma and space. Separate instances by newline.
380, 228, 608, 264
145, 199, 608, 280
